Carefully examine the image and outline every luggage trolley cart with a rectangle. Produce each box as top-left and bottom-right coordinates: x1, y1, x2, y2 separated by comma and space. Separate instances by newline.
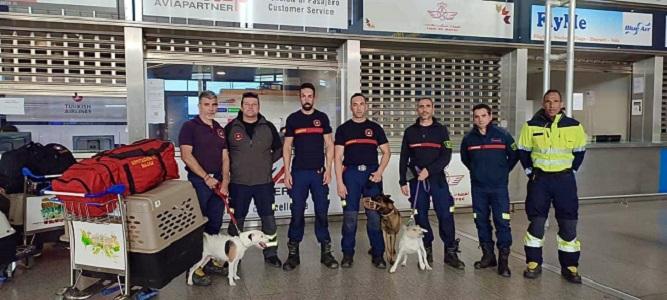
16, 167, 66, 269
44, 184, 137, 300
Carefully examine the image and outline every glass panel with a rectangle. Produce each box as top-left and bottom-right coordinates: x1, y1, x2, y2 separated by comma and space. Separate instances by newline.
2, 95, 128, 152
146, 64, 339, 146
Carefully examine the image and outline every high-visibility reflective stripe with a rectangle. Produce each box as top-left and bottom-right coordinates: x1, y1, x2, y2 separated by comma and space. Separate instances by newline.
524, 232, 544, 248
502, 213, 511, 220
517, 144, 532, 151
266, 233, 277, 240
294, 127, 324, 135
265, 241, 278, 247
272, 204, 277, 211
473, 213, 477, 219
533, 158, 573, 166
229, 208, 235, 213
409, 143, 442, 149
557, 235, 581, 252
449, 206, 455, 213
532, 148, 573, 155
467, 144, 507, 151
573, 147, 586, 152
345, 139, 378, 146
341, 200, 347, 207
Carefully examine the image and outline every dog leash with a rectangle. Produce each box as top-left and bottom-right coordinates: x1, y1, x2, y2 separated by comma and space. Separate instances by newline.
214, 183, 242, 236
408, 167, 430, 226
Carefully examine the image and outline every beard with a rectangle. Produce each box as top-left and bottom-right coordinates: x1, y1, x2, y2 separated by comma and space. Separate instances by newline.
302, 103, 313, 111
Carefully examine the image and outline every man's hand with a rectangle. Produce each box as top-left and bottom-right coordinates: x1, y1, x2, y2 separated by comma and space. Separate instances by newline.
204, 176, 219, 189
323, 170, 332, 185
337, 182, 348, 199
219, 181, 229, 197
401, 185, 410, 197
369, 170, 382, 183
284, 173, 293, 189
417, 168, 429, 181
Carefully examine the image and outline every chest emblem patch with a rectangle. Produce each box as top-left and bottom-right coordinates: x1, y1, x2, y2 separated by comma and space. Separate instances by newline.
313, 119, 321, 127
234, 132, 243, 141
217, 129, 226, 139
365, 128, 374, 137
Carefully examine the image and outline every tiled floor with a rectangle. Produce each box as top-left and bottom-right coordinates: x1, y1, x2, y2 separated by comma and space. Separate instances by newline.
1, 200, 665, 299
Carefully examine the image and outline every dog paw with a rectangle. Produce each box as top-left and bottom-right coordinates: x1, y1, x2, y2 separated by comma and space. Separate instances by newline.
234, 275, 240, 280
229, 281, 236, 286
425, 265, 432, 271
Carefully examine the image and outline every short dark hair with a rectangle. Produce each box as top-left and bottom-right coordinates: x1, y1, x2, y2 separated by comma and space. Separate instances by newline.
350, 92, 366, 103
472, 103, 492, 115
299, 83, 316, 96
198, 90, 217, 103
241, 92, 259, 106
417, 97, 433, 103
543, 89, 562, 101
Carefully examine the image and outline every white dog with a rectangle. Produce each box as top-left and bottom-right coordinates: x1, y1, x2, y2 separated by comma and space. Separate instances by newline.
187, 230, 269, 286
389, 224, 432, 273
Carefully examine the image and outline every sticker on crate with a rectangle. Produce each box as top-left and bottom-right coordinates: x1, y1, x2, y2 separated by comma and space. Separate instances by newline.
25, 196, 64, 233
72, 221, 126, 271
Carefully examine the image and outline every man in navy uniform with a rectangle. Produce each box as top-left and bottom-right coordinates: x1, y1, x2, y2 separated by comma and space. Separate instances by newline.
179, 90, 230, 286
460, 104, 518, 277
282, 83, 339, 271
334, 93, 391, 268
399, 97, 465, 269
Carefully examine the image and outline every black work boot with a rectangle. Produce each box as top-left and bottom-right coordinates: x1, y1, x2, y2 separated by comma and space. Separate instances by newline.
372, 256, 387, 269
341, 255, 354, 268
474, 242, 497, 269
425, 246, 433, 264
320, 242, 339, 269
523, 262, 542, 279
497, 247, 511, 277
282, 241, 300, 271
444, 239, 465, 270
561, 266, 582, 284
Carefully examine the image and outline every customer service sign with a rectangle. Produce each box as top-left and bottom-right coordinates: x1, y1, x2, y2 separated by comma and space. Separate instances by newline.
531, 5, 653, 46
143, 0, 347, 29
363, 0, 514, 39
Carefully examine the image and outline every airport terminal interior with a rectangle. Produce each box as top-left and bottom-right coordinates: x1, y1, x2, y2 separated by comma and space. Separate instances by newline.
1, 0, 666, 299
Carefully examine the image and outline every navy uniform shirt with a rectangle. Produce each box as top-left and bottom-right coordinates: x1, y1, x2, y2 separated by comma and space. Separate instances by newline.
334, 119, 388, 166
178, 116, 228, 174
399, 118, 452, 186
284, 109, 332, 170
460, 124, 518, 188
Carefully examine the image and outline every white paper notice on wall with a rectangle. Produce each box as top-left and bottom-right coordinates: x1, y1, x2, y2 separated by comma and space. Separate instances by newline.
0, 98, 25, 115
633, 77, 645, 94
146, 79, 166, 124
632, 99, 643, 116
572, 93, 584, 111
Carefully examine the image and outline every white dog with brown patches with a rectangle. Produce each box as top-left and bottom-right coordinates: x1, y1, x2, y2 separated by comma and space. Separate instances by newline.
389, 224, 432, 273
187, 230, 269, 286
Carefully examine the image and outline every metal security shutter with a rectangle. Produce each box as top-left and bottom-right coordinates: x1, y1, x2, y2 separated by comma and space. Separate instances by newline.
0, 24, 126, 96
361, 50, 502, 150
144, 31, 338, 67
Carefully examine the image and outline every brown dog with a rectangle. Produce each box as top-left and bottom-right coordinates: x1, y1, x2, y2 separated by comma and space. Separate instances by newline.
363, 194, 402, 264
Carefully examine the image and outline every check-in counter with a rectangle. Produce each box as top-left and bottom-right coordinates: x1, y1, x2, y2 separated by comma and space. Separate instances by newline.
508, 143, 667, 203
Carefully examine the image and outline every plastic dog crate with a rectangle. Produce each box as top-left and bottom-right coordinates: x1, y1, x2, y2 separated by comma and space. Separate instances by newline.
124, 180, 207, 288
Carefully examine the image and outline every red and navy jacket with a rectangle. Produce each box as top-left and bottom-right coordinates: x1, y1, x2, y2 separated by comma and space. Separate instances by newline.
399, 118, 452, 186
460, 124, 518, 188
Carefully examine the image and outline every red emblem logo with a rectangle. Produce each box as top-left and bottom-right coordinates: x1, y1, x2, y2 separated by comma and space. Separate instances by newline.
313, 119, 321, 127
217, 129, 226, 139
234, 132, 243, 141
365, 128, 373, 137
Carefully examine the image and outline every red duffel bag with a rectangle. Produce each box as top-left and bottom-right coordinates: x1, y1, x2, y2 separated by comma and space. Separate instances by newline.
94, 139, 179, 194
52, 159, 124, 217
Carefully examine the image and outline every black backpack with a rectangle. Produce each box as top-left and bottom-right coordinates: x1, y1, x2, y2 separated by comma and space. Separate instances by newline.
0, 142, 75, 193
29, 143, 76, 175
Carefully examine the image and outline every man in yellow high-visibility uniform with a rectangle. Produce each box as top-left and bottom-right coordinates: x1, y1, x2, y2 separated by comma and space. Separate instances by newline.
517, 89, 587, 284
